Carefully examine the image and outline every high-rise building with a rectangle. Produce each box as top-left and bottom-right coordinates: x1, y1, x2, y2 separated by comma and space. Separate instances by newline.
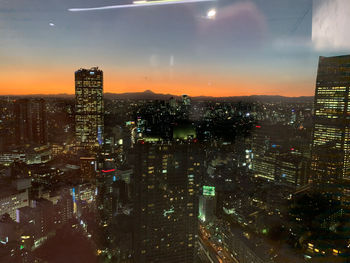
80, 156, 96, 181
251, 124, 307, 187
310, 55, 350, 182
198, 186, 216, 223
75, 67, 104, 148
14, 99, 48, 145
0, 178, 31, 221
133, 141, 200, 263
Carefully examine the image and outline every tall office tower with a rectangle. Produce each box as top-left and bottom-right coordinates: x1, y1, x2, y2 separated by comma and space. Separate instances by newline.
75, 67, 104, 148
198, 186, 216, 223
308, 56, 350, 263
133, 142, 200, 263
14, 99, 48, 145
310, 55, 350, 183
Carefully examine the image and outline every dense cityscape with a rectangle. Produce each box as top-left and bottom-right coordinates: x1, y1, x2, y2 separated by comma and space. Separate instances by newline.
0, 54, 349, 262
2, 0, 350, 262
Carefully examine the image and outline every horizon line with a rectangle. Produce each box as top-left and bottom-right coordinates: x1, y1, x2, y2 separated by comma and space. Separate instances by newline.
0, 91, 314, 99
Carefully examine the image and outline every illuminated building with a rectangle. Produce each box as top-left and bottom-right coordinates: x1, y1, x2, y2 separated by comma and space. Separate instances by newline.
14, 99, 48, 145
250, 124, 280, 181
0, 189, 29, 221
172, 123, 196, 140
198, 186, 216, 223
251, 124, 307, 187
0, 152, 26, 165
133, 141, 200, 262
55, 192, 73, 225
25, 144, 52, 164
0, 179, 31, 221
80, 157, 96, 181
221, 226, 274, 263
38, 188, 73, 225
252, 154, 277, 181
310, 55, 350, 182
71, 184, 96, 216
75, 67, 104, 148
17, 198, 55, 249
252, 153, 306, 186
0, 145, 51, 166
95, 175, 128, 222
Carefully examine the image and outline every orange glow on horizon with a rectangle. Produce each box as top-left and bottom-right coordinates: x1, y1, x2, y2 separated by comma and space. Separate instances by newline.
0, 68, 314, 97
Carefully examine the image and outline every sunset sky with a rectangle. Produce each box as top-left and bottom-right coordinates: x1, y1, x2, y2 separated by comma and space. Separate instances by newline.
1, 0, 350, 97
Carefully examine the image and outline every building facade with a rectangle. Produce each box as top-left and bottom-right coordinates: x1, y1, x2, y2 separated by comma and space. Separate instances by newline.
75, 67, 104, 148
199, 186, 216, 223
14, 99, 48, 145
310, 55, 350, 182
0, 179, 31, 221
133, 142, 200, 263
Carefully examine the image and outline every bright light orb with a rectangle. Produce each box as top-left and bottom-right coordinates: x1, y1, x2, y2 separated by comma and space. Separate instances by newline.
207, 8, 216, 19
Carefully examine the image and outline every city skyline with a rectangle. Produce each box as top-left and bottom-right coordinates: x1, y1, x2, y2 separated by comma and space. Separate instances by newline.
2, 1, 350, 262
0, 55, 349, 262
2, 0, 350, 97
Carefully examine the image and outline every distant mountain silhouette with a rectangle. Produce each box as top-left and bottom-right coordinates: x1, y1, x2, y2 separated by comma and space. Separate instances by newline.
0, 90, 313, 102
105, 90, 313, 102
143, 89, 154, 94
104, 90, 178, 100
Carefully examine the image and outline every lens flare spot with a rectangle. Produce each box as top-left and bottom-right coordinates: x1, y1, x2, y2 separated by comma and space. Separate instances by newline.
207, 8, 216, 19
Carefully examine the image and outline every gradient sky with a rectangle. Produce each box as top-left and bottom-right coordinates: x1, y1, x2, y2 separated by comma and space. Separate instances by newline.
1, 0, 350, 96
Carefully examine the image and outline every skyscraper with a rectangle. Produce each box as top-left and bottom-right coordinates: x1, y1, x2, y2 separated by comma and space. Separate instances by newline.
14, 98, 48, 145
310, 55, 350, 182
75, 67, 104, 148
133, 142, 200, 263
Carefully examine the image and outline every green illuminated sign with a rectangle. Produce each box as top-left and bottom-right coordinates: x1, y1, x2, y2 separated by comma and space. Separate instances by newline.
203, 186, 215, 196
163, 206, 175, 217
125, 121, 135, 126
